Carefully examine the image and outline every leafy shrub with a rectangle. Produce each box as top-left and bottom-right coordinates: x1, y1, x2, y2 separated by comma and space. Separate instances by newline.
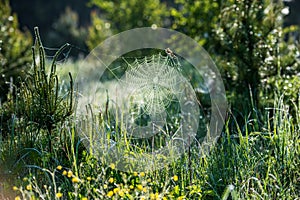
86, 10, 112, 50
1, 27, 74, 152
263, 26, 300, 110
0, 0, 32, 102
169, 0, 300, 117
87, 0, 168, 49
169, 0, 221, 48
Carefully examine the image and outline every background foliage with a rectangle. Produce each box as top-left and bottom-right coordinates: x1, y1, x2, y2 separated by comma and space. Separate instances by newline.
0, 0, 32, 102
87, 0, 169, 49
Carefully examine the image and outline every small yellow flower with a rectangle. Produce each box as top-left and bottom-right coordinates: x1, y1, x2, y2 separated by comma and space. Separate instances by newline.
139, 172, 145, 177
23, 177, 28, 181
72, 177, 80, 183
133, 171, 138, 176
13, 186, 18, 191
103, 184, 108, 189
150, 193, 155, 199
15, 196, 21, 200
119, 190, 125, 197
67, 170, 73, 178
140, 196, 146, 200
86, 177, 92, 181
129, 185, 134, 189
62, 170, 67, 176
113, 187, 120, 194
150, 192, 159, 200
109, 163, 116, 170
56, 165, 62, 170
173, 175, 178, 182
56, 192, 63, 198
107, 190, 114, 198
136, 184, 143, 191
81, 198, 88, 200
108, 177, 114, 183
143, 187, 147, 192
26, 184, 32, 191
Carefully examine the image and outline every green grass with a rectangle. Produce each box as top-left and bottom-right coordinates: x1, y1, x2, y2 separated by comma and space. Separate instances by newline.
0, 32, 300, 199
1, 59, 299, 199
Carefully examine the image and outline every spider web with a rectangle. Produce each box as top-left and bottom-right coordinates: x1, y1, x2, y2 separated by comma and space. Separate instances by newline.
115, 53, 188, 139
124, 53, 182, 115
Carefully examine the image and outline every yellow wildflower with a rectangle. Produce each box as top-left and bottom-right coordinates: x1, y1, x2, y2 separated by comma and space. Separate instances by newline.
133, 171, 138, 176
72, 177, 80, 183
108, 177, 114, 183
67, 170, 73, 178
56, 192, 63, 198
119, 190, 125, 197
26, 184, 32, 191
150, 193, 155, 199
86, 177, 92, 181
109, 163, 116, 170
113, 187, 120, 194
107, 190, 114, 198
62, 170, 67, 176
150, 192, 159, 200
56, 165, 62, 170
139, 172, 145, 177
15, 196, 21, 200
173, 175, 178, 182
103, 184, 108, 189
136, 184, 143, 191
13, 186, 18, 191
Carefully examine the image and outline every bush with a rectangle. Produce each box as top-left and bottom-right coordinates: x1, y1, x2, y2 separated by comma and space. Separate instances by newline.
0, 0, 32, 102
170, 0, 300, 117
0, 27, 75, 152
87, 0, 168, 49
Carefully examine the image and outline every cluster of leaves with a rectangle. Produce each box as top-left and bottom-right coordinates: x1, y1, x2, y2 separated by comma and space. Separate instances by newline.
169, 0, 221, 48
263, 25, 300, 112
0, 0, 32, 102
86, 0, 168, 49
212, 0, 300, 114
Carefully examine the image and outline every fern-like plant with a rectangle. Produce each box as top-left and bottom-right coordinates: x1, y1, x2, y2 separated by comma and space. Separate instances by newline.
15, 27, 74, 152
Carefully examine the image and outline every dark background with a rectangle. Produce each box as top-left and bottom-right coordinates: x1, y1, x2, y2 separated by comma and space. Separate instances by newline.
10, 0, 300, 49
